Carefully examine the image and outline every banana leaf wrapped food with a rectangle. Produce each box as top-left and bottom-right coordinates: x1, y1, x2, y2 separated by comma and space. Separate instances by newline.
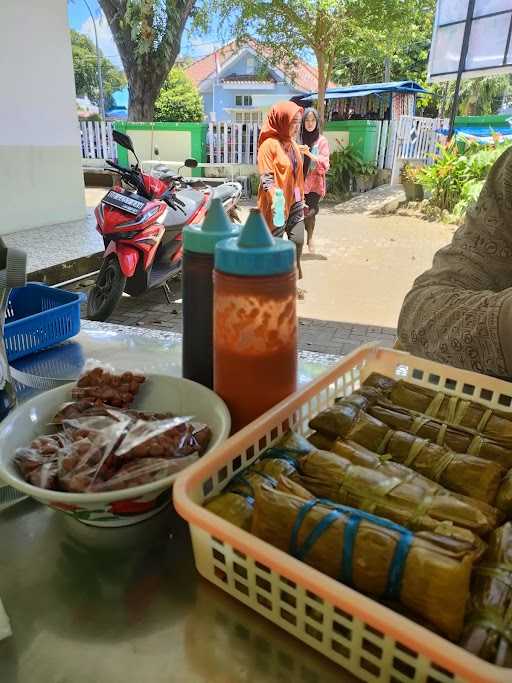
346, 388, 512, 469
309, 401, 506, 507
252, 486, 475, 640
341, 390, 512, 516
276, 447, 487, 557
286, 431, 501, 536
461, 522, 512, 666
204, 456, 300, 529
307, 432, 501, 535
205, 492, 255, 530
276, 475, 315, 500
364, 373, 512, 446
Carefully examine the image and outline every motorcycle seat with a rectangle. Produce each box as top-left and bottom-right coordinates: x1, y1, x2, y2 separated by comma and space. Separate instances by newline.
213, 184, 240, 203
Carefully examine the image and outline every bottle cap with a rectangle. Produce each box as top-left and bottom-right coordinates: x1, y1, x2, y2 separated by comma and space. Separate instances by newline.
183, 198, 239, 254
215, 209, 295, 276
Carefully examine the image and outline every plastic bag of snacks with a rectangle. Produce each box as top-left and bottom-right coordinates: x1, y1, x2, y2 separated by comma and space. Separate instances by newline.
71, 360, 146, 409
16, 411, 209, 492
14, 361, 212, 493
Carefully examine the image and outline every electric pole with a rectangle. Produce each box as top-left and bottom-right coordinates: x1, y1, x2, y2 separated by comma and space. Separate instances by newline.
384, 57, 390, 82
82, 0, 106, 120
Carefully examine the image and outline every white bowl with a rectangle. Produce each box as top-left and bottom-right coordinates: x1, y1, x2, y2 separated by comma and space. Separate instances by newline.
0, 374, 230, 527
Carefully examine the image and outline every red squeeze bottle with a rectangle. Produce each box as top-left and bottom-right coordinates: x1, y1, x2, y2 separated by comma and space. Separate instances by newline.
213, 209, 297, 432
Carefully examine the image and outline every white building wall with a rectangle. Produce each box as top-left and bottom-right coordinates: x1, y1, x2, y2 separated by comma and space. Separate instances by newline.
0, 0, 85, 234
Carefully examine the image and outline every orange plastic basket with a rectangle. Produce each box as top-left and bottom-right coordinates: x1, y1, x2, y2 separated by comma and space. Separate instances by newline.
174, 345, 512, 683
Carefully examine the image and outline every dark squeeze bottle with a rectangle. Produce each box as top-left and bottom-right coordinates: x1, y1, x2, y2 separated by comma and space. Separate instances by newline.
182, 198, 239, 389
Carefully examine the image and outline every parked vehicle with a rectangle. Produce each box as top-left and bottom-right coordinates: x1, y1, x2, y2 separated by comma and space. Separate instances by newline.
87, 130, 241, 322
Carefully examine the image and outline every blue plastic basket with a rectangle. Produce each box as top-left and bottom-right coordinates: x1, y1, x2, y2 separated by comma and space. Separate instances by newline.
4, 283, 85, 362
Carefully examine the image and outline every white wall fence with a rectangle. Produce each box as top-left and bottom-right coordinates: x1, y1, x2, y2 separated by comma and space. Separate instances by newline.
207, 122, 260, 165
390, 115, 448, 184
80, 121, 117, 161
206, 119, 437, 174
375, 120, 400, 170
83, 117, 446, 183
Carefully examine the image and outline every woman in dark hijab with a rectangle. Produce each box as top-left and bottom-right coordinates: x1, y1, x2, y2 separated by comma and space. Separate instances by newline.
299, 108, 330, 252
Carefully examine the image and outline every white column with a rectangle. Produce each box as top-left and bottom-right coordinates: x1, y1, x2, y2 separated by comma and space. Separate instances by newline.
0, 0, 85, 234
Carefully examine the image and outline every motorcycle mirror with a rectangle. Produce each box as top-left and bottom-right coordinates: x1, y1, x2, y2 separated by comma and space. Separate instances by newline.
113, 130, 136, 153
184, 158, 198, 168
154, 146, 159, 156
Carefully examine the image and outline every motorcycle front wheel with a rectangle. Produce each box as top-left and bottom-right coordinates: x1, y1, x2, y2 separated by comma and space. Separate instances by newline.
86, 256, 126, 322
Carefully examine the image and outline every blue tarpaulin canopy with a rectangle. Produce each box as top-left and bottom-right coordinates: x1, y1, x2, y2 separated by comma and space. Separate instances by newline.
322, 90, 385, 99
438, 126, 512, 144
299, 81, 430, 102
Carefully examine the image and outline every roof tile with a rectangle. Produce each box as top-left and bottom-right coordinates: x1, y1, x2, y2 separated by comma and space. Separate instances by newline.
185, 41, 335, 93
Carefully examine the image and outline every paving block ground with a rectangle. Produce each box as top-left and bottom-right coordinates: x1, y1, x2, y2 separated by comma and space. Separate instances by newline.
71, 276, 397, 357
62, 183, 455, 356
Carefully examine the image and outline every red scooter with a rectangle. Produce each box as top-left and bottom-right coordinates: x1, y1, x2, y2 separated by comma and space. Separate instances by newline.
87, 129, 241, 321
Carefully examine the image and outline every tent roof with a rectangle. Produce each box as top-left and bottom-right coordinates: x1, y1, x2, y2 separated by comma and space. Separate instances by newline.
300, 81, 429, 101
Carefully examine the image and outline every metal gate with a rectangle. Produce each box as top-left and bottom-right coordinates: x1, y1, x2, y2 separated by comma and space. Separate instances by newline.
390, 115, 448, 184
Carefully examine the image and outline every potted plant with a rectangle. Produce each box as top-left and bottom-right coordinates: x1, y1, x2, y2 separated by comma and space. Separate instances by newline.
354, 161, 377, 193
327, 142, 363, 198
400, 163, 424, 201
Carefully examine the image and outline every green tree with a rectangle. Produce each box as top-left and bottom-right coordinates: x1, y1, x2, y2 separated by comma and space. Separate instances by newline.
332, 1, 436, 87
154, 67, 204, 121
99, 0, 195, 121
452, 76, 512, 117
70, 29, 126, 110
201, 0, 429, 123
414, 76, 512, 119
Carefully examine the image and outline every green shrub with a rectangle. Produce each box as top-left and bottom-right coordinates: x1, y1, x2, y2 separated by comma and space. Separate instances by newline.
453, 179, 485, 217
357, 161, 377, 177
327, 142, 364, 195
419, 139, 512, 216
154, 68, 204, 122
400, 163, 422, 184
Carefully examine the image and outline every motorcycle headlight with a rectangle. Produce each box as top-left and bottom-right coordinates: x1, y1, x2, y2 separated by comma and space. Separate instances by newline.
145, 206, 161, 221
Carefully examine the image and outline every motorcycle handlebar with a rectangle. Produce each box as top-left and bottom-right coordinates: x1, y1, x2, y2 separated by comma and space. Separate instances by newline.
105, 159, 126, 173
106, 160, 148, 197
162, 190, 187, 213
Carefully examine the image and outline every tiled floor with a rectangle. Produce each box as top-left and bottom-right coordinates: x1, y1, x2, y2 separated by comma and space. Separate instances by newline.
3, 209, 101, 274
15, 182, 407, 355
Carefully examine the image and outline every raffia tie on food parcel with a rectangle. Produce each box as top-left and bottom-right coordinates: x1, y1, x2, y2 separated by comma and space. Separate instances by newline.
289, 498, 414, 600
474, 562, 512, 591
373, 427, 458, 484
409, 413, 490, 456
261, 446, 437, 533
466, 607, 512, 647
228, 470, 277, 501
328, 464, 434, 529
424, 393, 494, 433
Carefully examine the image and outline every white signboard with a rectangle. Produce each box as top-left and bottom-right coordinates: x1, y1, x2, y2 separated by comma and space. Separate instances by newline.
428, 0, 512, 82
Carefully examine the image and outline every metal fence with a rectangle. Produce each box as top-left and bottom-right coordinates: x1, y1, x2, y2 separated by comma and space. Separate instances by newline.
390, 115, 448, 183
207, 122, 260, 165
80, 121, 116, 160
208, 119, 403, 172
